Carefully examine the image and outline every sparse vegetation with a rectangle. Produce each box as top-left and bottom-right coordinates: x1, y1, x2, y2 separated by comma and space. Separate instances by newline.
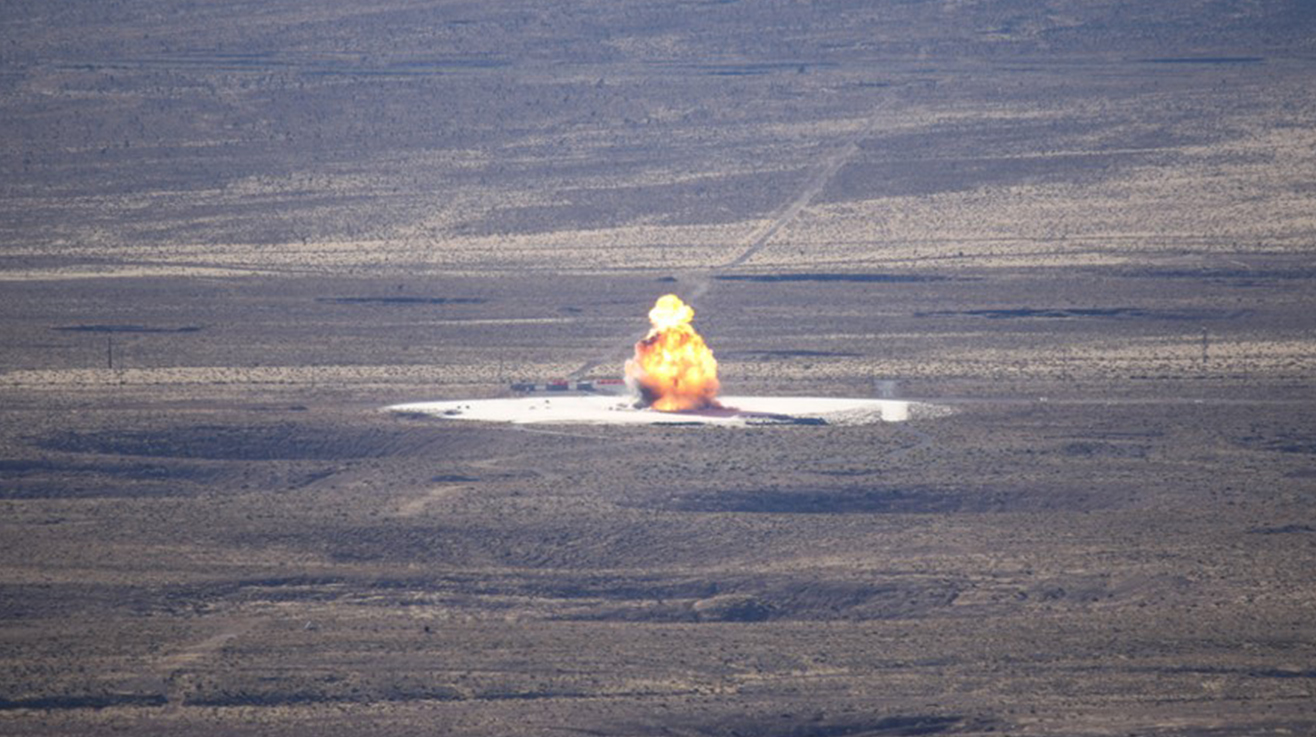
1, 0, 1314, 735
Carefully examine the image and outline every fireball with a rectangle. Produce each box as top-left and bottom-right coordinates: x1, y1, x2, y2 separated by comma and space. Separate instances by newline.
625, 294, 721, 411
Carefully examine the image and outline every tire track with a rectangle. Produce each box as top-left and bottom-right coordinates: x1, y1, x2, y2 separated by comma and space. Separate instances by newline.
156, 619, 257, 713
886, 425, 934, 461
570, 130, 866, 378
723, 137, 863, 270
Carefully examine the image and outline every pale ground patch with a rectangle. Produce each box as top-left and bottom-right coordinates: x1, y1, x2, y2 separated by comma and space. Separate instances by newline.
0, 362, 578, 389
0, 265, 285, 281
394, 485, 466, 518
738, 115, 1316, 271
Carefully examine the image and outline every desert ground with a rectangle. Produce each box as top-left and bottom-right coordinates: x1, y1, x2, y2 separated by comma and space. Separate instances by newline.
1, 1, 1315, 735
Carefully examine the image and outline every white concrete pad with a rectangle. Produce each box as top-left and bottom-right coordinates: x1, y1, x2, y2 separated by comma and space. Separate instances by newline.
387, 395, 938, 426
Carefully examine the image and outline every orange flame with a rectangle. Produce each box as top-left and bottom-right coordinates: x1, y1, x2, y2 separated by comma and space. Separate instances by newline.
625, 295, 721, 411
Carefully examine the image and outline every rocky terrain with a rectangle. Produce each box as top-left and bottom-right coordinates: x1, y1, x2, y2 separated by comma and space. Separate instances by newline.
1, 1, 1314, 734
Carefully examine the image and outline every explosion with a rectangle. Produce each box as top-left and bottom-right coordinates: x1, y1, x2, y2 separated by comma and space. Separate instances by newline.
625, 294, 721, 411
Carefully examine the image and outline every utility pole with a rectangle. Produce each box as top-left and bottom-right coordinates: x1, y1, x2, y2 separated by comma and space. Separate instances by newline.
1201, 329, 1209, 369
107, 336, 113, 369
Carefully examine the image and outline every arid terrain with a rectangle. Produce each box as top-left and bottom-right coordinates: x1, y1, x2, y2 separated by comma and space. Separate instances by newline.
2, 2, 1315, 735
